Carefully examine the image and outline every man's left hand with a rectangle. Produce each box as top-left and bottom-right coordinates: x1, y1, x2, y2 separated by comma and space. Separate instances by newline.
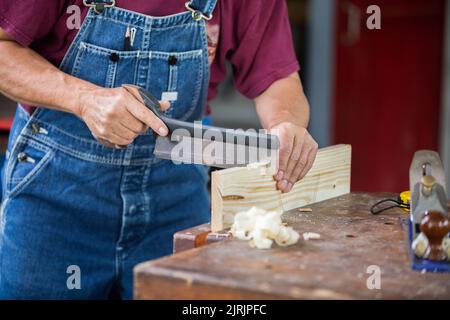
270, 122, 318, 193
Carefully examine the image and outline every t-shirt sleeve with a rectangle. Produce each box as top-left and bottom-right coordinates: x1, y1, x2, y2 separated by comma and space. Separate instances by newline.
229, 0, 300, 99
0, 0, 67, 47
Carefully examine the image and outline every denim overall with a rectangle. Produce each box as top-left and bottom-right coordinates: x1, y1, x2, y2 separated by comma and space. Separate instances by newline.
0, 0, 217, 299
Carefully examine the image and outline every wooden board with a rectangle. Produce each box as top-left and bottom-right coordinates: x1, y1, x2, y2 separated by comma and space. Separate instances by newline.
211, 144, 352, 231
135, 193, 450, 300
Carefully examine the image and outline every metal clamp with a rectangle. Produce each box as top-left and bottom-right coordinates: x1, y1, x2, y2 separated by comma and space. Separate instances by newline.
185, 1, 213, 21
83, 0, 116, 14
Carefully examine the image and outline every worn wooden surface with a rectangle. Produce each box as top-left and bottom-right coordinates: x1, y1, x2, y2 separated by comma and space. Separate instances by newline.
173, 223, 232, 254
211, 144, 351, 231
135, 193, 450, 300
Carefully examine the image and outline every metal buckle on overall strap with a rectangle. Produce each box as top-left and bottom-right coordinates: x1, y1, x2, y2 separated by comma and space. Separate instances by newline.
185, 1, 213, 21
83, 0, 116, 14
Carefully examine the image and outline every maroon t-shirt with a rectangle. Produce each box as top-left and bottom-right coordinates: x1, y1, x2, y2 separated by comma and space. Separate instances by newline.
0, 0, 300, 114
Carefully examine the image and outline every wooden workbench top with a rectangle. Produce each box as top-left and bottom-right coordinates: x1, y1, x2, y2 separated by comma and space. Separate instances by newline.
134, 193, 450, 300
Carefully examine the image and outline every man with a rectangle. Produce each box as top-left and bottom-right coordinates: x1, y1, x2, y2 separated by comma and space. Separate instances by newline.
0, 0, 318, 299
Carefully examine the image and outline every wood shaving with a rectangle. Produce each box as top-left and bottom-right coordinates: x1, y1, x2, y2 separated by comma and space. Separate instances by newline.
412, 232, 428, 258
246, 160, 271, 170
302, 232, 321, 241
443, 237, 450, 261
246, 160, 273, 175
230, 207, 299, 249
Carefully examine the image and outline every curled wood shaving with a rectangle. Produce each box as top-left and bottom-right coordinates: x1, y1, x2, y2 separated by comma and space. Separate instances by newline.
302, 232, 321, 241
230, 207, 299, 249
412, 232, 428, 258
443, 237, 450, 261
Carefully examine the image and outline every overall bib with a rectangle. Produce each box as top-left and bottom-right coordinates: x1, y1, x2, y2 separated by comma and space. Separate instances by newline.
0, 0, 217, 299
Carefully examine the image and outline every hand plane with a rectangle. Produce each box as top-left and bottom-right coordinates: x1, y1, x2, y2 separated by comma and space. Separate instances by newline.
409, 150, 450, 272
123, 85, 279, 168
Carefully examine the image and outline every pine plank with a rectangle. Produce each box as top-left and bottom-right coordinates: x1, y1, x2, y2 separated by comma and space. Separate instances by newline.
211, 144, 352, 231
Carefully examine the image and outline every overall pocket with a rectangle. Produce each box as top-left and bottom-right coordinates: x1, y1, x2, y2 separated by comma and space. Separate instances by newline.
72, 41, 141, 88
148, 49, 204, 120
72, 41, 205, 120
4, 139, 55, 199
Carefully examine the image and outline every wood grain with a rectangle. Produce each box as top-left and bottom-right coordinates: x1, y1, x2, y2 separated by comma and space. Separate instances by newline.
211, 144, 352, 231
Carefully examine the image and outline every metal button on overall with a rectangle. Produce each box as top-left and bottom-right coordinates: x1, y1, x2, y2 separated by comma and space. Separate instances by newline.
110, 52, 120, 62
17, 152, 28, 162
168, 55, 178, 66
94, 3, 106, 14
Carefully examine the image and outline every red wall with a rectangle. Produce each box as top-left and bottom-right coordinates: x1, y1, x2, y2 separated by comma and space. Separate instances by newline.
333, 0, 446, 192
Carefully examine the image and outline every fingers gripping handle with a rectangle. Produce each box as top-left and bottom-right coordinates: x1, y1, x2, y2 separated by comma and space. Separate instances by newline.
121, 84, 280, 149
122, 84, 163, 117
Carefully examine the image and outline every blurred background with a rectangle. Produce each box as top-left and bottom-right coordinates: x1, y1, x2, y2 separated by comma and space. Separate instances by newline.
1, 0, 449, 193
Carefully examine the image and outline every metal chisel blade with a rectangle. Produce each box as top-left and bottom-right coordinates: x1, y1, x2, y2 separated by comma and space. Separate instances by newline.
154, 136, 278, 169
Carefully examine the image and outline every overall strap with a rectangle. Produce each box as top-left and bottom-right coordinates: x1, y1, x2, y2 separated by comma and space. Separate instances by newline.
84, 0, 218, 20
83, 0, 116, 14
185, 0, 219, 21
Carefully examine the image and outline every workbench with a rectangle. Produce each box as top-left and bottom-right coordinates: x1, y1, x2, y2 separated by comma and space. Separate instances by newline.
134, 193, 450, 299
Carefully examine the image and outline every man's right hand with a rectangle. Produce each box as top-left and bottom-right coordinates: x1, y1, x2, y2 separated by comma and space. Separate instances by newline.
77, 87, 170, 147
